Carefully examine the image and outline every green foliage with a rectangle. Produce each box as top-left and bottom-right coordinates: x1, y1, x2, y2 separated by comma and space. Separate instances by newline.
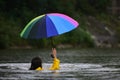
68, 28, 94, 47
88, 0, 110, 12
0, 35, 9, 49
96, 13, 120, 43
76, 0, 97, 15
0, 14, 21, 49
76, 0, 111, 15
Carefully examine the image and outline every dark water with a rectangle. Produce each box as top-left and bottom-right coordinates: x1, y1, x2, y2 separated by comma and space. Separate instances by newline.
0, 48, 120, 80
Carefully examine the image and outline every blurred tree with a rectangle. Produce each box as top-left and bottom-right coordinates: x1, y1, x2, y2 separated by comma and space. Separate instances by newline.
89, 0, 110, 13
76, 0, 97, 15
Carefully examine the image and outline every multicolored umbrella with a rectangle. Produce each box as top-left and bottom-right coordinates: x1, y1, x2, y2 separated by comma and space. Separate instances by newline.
20, 13, 79, 39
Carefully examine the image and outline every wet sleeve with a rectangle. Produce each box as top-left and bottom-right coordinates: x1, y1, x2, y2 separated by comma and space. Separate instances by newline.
35, 67, 43, 71
49, 58, 60, 70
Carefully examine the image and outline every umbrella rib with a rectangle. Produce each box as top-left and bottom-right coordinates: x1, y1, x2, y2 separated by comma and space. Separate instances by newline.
46, 15, 59, 37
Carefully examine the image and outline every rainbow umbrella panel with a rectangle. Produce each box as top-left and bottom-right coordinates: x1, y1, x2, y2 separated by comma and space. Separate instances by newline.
20, 13, 79, 39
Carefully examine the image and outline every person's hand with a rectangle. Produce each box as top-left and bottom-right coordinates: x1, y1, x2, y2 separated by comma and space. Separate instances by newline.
52, 48, 57, 58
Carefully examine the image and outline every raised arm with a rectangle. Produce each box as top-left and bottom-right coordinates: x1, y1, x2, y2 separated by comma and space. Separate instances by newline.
52, 48, 57, 58
50, 48, 60, 70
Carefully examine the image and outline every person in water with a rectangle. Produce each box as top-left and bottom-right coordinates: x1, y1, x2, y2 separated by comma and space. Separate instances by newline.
29, 56, 43, 70
29, 48, 60, 70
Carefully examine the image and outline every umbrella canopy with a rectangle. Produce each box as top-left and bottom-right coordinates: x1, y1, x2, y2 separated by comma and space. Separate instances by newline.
20, 13, 79, 39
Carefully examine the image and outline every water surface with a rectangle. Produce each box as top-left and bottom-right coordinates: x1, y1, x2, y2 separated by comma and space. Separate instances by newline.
0, 48, 120, 80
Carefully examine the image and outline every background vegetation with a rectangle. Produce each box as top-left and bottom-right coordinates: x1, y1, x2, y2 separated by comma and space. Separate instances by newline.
0, 0, 119, 49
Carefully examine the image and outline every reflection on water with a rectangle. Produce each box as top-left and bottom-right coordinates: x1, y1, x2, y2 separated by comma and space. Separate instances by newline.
0, 48, 120, 80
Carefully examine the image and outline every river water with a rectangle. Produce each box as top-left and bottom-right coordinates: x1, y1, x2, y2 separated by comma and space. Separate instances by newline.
0, 48, 120, 80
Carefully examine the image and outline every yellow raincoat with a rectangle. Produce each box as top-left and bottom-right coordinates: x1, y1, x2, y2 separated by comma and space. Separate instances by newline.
35, 58, 60, 71
49, 58, 60, 70
35, 67, 43, 70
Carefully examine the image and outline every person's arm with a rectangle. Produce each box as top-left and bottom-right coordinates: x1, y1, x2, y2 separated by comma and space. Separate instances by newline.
52, 48, 57, 58
49, 48, 60, 70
